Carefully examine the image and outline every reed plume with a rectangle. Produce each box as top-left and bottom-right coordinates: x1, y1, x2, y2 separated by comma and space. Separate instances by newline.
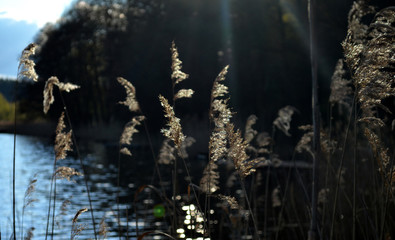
117, 77, 140, 112
329, 59, 352, 108
71, 208, 88, 240
98, 217, 108, 239
273, 106, 297, 136
55, 112, 73, 161
200, 66, 231, 194
159, 95, 186, 149
343, 2, 395, 182
18, 43, 38, 81
43, 76, 80, 114
54, 166, 83, 182
171, 41, 189, 85
226, 123, 260, 178
217, 194, 240, 210
119, 115, 145, 156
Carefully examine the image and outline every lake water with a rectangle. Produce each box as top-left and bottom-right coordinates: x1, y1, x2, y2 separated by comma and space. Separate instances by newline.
0, 133, 169, 239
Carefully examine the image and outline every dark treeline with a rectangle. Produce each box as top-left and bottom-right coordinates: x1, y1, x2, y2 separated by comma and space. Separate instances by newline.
25, 0, 390, 133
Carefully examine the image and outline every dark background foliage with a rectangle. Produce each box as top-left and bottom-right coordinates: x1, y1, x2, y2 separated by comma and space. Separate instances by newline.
2, 0, 392, 133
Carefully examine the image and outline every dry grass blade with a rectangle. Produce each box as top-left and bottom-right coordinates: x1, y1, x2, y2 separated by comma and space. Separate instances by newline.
18, 43, 38, 81
71, 208, 88, 240
73, 208, 88, 223
117, 77, 140, 112
159, 95, 185, 149
55, 112, 73, 161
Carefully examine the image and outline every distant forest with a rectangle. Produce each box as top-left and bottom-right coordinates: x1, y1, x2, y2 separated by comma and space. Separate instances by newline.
8, 0, 393, 132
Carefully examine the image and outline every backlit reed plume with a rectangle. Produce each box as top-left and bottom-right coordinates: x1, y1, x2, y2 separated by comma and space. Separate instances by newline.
273, 106, 297, 136
200, 66, 231, 194
159, 95, 185, 149
71, 208, 88, 240
200, 160, 220, 193
119, 115, 145, 156
55, 112, 73, 161
158, 138, 176, 164
329, 59, 352, 108
217, 194, 240, 210
117, 77, 145, 155
226, 123, 260, 178
343, 2, 395, 181
117, 77, 140, 112
18, 43, 38, 81
43, 76, 80, 114
170, 41, 194, 102
171, 41, 189, 85
54, 166, 83, 182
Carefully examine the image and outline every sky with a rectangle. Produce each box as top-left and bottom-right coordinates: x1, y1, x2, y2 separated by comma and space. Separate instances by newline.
0, 0, 75, 78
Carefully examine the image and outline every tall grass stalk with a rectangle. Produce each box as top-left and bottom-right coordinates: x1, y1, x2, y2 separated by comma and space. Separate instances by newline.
329, 97, 355, 240
58, 91, 98, 239
307, 0, 321, 239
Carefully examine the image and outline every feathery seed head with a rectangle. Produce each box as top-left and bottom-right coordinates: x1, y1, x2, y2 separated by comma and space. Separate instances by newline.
117, 77, 140, 112
171, 41, 189, 85
159, 95, 186, 149
273, 106, 297, 136
18, 43, 38, 82
54, 166, 82, 182
119, 115, 145, 155
55, 112, 73, 161
43, 77, 80, 114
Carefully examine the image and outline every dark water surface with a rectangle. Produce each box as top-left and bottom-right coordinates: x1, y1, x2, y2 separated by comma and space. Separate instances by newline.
0, 133, 168, 239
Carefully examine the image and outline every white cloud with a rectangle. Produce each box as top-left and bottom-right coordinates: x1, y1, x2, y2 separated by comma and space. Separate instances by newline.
0, 0, 74, 27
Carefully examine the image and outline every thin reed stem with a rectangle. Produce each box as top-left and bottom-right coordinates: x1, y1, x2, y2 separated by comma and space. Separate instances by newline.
238, 174, 260, 240
116, 148, 122, 239
58, 91, 97, 240
45, 164, 56, 240
12, 78, 19, 240
329, 97, 355, 240
51, 177, 57, 239
308, 0, 321, 238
